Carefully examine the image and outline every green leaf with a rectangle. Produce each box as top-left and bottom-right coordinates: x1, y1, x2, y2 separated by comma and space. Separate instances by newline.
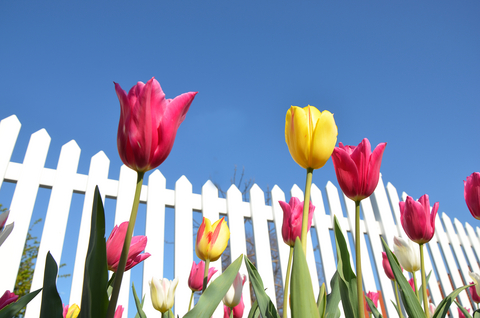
390, 300, 400, 317
454, 300, 472, 318
39, 252, 63, 318
333, 216, 357, 318
132, 282, 147, 318
247, 300, 260, 318
243, 256, 280, 318
317, 283, 327, 318
0, 288, 41, 318
432, 284, 472, 318
184, 254, 243, 318
382, 238, 424, 318
79, 186, 109, 318
291, 238, 320, 318
365, 295, 383, 318
325, 272, 341, 318
473, 309, 480, 318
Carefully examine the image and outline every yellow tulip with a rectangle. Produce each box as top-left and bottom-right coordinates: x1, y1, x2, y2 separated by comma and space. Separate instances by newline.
285, 105, 338, 169
195, 217, 230, 262
64, 304, 80, 318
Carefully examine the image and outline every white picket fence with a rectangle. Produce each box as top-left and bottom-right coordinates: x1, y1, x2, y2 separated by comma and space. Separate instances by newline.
1, 114, 480, 318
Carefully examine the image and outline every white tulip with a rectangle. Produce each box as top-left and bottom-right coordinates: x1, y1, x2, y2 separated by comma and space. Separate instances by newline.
150, 277, 179, 313
223, 273, 246, 308
393, 236, 420, 273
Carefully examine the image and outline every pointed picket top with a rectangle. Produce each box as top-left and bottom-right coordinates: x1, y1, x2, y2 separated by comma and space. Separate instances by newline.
0, 114, 21, 192
290, 184, 303, 200
202, 179, 220, 221
270, 184, 284, 201
454, 218, 480, 274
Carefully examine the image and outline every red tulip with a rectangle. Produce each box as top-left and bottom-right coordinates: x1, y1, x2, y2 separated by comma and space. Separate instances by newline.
188, 260, 217, 292
382, 252, 402, 280
106, 222, 150, 272
464, 172, 480, 220
0, 290, 18, 310
365, 291, 380, 313
469, 282, 480, 303
331, 138, 386, 202
400, 195, 438, 244
279, 197, 315, 247
115, 77, 197, 172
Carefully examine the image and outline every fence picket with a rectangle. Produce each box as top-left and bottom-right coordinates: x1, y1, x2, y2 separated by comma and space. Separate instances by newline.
455, 218, 480, 274
0, 115, 21, 192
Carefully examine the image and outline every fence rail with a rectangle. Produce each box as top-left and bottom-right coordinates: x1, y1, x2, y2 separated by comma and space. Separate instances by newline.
0, 114, 479, 318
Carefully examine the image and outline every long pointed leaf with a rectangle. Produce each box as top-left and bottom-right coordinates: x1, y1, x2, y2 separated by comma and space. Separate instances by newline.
432, 284, 472, 318
454, 300, 472, 318
0, 289, 41, 318
325, 272, 341, 318
39, 252, 63, 318
247, 300, 260, 318
132, 282, 147, 318
184, 254, 243, 318
80, 186, 109, 318
317, 283, 327, 318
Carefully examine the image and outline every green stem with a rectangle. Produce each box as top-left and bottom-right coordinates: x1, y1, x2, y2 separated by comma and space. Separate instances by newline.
283, 247, 294, 318
230, 308, 233, 318
394, 281, 404, 318
188, 291, 194, 311
301, 168, 314, 254
420, 243, 430, 318
355, 200, 365, 318
106, 171, 145, 318
412, 271, 419, 300
203, 259, 211, 292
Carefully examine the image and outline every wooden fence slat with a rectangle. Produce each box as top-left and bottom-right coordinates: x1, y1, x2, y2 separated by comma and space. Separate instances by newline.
142, 170, 166, 318
249, 184, 277, 304
226, 184, 252, 316
0, 115, 21, 192
25, 140, 81, 318
69, 151, 110, 305
0, 129, 50, 293
174, 176, 193, 318
372, 176, 399, 247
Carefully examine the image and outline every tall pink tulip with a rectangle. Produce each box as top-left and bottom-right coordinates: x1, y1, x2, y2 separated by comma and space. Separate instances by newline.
469, 282, 480, 303
331, 138, 386, 202
115, 77, 197, 172
365, 291, 380, 313
464, 172, 480, 220
0, 290, 18, 310
106, 222, 150, 272
400, 194, 438, 244
279, 197, 315, 247
382, 252, 400, 280
188, 260, 217, 291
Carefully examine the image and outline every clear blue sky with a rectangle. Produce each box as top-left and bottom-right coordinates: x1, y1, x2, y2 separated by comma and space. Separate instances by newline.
1, 0, 479, 316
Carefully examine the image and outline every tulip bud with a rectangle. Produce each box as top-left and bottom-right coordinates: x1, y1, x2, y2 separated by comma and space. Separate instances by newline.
150, 277, 179, 313
114, 305, 124, 318
196, 217, 230, 262
0, 290, 18, 310
188, 261, 217, 292
106, 222, 150, 272
458, 306, 470, 318
469, 272, 480, 303
63, 304, 80, 318
223, 273, 246, 308
285, 106, 337, 170
429, 303, 436, 316
279, 197, 315, 247
464, 172, 480, 220
331, 138, 386, 202
468, 281, 480, 303
381, 251, 401, 280
365, 291, 379, 313
400, 194, 438, 244
392, 236, 420, 273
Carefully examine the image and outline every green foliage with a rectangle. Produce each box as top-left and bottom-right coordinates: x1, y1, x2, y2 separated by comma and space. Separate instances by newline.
132, 283, 147, 318
0, 289, 41, 318
39, 252, 63, 318
365, 296, 383, 318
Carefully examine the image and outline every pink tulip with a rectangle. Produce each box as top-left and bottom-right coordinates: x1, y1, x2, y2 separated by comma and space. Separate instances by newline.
0, 290, 18, 310
458, 307, 470, 318
400, 194, 438, 244
279, 197, 315, 247
188, 260, 218, 291
106, 222, 151, 272
115, 77, 197, 172
408, 278, 415, 292
469, 282, 480, 303
223, 295, 245, 318
365, 291, 380, 313
331, 138, 386, 202
382, 252, 402, 280
464, 172, 480, 220
114, 305, 124, 318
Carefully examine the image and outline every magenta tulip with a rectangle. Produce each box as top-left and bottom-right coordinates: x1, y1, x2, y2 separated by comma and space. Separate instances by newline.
400, 194, 438, 244
114, 305, 124, 318
464, 172, 480, 220
223, 295, 245, 318
188, 260, 217, 291
382, 252, 401, 280
409, 278, 415, 291
106, 222, 151, 272
279, 197, 315, 247
331, 138, 386, 202
469, 282, 480, 303
115, 77, 197, 172
0, 290, 18, 310
366, 291, 380, 313
458, 307, 470, 318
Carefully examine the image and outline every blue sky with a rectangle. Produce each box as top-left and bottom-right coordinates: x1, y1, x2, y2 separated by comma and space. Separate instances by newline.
1, 0, 480, 316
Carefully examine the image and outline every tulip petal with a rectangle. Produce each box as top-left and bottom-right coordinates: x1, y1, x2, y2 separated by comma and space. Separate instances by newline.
332, 147, 360, 200
309, 110, 337, 169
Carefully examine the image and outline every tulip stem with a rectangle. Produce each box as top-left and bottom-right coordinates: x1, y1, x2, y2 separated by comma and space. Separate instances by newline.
412, 272, 419, 300
107, 171, 145, 318
394, 282, 404, 318
355, 200, 365, 318
230, 309, 234, 318
203, 259, 211, 293
301, 168, 314, 254
420, 243, 430, 318
283, 247, 294, 318
188, 291, 194, 311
